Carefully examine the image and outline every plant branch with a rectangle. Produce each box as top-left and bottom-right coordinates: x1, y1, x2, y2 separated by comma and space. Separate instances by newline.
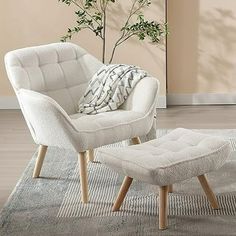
71, 0, 102, 26
61, 24, 103, 42
109, 32, 137, 64
102, 6, 106, 63
109, 0, 149, 63
59, 0, 168, 64
115, 0, 138, 44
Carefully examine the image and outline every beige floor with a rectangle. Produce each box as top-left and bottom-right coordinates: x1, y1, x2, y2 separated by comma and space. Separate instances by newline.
0, 105, 236, 209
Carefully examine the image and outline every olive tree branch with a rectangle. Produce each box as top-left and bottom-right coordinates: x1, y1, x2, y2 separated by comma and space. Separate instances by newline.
102, 2, 107, 63
109, 0, 150, 63
71, 0, 102, 26
59, 0, 168, 64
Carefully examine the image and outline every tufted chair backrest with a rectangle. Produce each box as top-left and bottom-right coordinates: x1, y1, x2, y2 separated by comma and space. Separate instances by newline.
5, 43, 103, 114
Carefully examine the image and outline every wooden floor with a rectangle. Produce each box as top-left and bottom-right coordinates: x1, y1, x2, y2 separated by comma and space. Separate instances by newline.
1, 105, 236, 209
157, 105, 236, 129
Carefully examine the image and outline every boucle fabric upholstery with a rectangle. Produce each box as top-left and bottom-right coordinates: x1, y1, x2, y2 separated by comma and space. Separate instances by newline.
5, 43, 159, 152
5, 42, 103, 115
98, 128, 231, 186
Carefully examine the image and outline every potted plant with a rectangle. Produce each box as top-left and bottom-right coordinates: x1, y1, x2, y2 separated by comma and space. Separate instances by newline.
59, 0, 168, 63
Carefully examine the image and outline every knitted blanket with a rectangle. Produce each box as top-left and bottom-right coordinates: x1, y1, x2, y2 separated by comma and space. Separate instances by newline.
78, 64, 148, 114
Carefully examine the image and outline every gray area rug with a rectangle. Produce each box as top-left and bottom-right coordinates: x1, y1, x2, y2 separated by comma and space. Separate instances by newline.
1, 129, 236, 236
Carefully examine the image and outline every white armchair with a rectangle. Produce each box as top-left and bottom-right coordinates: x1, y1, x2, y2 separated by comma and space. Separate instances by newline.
5, 43, 159, 203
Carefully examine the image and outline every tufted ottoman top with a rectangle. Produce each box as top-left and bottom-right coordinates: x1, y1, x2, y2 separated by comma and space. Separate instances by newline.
98, 128, 231, 186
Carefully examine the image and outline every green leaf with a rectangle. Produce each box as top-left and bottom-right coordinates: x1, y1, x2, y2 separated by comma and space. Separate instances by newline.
59, 0, 168, 63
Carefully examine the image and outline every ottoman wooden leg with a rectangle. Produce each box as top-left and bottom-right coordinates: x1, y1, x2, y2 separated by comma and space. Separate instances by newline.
112, 176, 133, 211
159, 186, 169, 230
197, 174, 219, 209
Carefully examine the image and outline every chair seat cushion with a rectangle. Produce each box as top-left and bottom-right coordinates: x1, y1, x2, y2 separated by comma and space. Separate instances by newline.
98, 128, 231, 186
70, 110, 144, 131
69, 109, 153, 150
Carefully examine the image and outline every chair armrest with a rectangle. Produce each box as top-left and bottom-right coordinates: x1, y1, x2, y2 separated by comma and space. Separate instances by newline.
121, 77, 160, 114
18, 89, 77, 149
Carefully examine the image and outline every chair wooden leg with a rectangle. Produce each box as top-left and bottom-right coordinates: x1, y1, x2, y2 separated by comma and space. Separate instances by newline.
131, 137, 141, 145
159, 186, 168, 230
87, 149, 95, 162
168, 184, 173, 193
112, 176, 133, 212
33, 145, 48, 178
79, 152, 89, 203
197, 174, 219, 209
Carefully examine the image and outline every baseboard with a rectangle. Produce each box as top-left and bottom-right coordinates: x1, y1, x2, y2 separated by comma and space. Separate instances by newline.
167, 93, 236, 105
0, 96, 20, 109
2, 93, 235, 109
0, 96, 167, 109
157, 95, 167, 108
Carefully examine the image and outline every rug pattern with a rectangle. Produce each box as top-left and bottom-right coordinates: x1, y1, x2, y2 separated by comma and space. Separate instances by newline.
57, 137, 236, 218
1, 129, 236, 236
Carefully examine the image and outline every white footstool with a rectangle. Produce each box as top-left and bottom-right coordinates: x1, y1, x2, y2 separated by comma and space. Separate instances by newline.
98, 128, 231, 230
